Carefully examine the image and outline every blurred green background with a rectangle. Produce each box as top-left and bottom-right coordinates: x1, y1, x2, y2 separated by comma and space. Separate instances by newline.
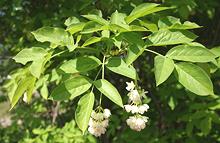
0, 0, 220, 143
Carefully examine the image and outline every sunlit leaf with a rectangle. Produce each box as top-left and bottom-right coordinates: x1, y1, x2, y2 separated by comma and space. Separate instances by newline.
13, 47, 47, 65
166, 45, 217, 62
106, 57, 136, 79
32, 27, 74, 49
154, 56, 174, 86
94, 79, 123, 107
75, 92, 94, 133
175, 62, 214, 96
66, 22, 85, 34
148, 29, 197, 46
82, 14, 109, 25
10, 75, 36, 109
126, 3, 171, 24
50, 76, 92, 100
64, 16, 80, 26
60, 56, 101, 74
82, 37, 102, 47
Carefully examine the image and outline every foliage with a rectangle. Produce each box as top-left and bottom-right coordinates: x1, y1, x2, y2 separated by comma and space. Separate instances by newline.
1, 0, 220, 143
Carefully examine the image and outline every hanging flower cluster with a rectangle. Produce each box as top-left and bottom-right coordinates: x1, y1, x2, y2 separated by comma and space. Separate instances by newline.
88, 108, 111, 137
124, 81, 150, 131
88, 81, 149, 137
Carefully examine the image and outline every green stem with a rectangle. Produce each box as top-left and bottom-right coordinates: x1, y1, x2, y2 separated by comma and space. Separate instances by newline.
145, 49, 163, 57
99, 55, 106, 105
101, 55, 106, 79
91, 68, 102, 92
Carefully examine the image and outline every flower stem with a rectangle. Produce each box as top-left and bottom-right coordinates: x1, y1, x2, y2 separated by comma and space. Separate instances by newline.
91, 67, 102, 92
99, 55, 106, 105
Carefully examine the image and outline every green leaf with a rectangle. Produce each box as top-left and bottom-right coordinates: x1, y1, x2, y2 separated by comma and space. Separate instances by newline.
66, 22, 85, 35
40, 82, 48, 99
119, 32, 146, 65
13, 47, 47, 65
120, 32, 145, 45
26, 77, 36, 103
82, 37, 102, 47
29, 54, 51, 78
60, 56, 101, 74
210, 46, 220, 57
129, 25, 148, 32
94, 79, 123, 107
110, 11, 129, 30
82, 14, 109, 25
158, 16, 201, 30
10, 75, 36, 109
109, 24, 128, 33
199, 117, 212, 136
154, 56, 174, 86
166, 45, 217, 62
125, 3, 171, 24
64, 16, 80, 26
32, 27, 74, 49
171, 21, 201, 30
168, 96, 176, 110
186, 121, 194, 136
139, 20, 158, 32
81, 21, 106, 34
75, 92, 94, 133
101, 30, 110, 38
50, 76, 92, 100
158, 16, 181, 29
126, 44, 147, 65
106, 57, 136, 79
148, 30, 197, 46
29, 59, 45, 78
175, 62, 214, 96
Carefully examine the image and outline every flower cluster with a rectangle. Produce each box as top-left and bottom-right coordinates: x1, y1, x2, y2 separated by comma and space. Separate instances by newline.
126, 116, 149, 131
88, 108, 111, 137
125, 81, 150, 131
124, 104, 149, 114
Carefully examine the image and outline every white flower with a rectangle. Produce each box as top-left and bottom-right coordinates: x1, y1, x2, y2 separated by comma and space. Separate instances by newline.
96, 113, 104, 121
138, 104, 149, 114
103, 109, 111, 118
131, 105, 139, 114
135, 117, 146, 131
91, 111, 97, 119
124, 105, 132, 112
126, 116, 148, 131
100, 119, 109, 128
91, 111, 104, 121
126, 81, 135, 91
142, 116, 149, 122
143, 104, 149, 110
23, 92, 28, 103
129, 90, 141, 103
88, 109, 110, 137
138, 106, 146, 114
88, 119, 108, 137
89, 118, 95, 126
